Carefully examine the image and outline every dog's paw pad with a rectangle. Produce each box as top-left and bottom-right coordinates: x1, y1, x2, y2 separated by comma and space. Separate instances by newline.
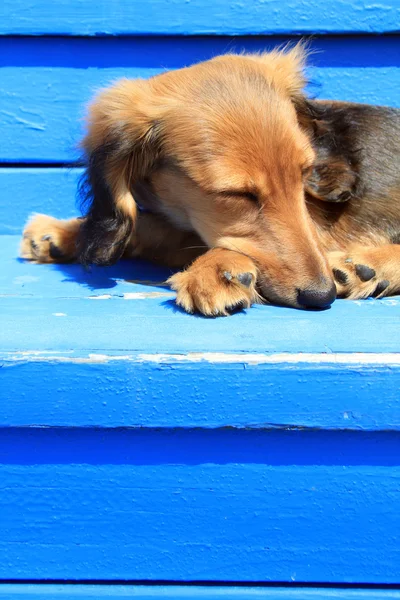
236, 272, 253, 287
355, 264, 376, 282
223, 271, 254, 288
49, 242, 65, 260
328, 248, 393, 300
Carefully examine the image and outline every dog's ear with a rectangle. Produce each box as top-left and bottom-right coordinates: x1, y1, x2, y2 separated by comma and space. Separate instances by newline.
78, 79, 163, 266
252, 43, 307, 100
305, 157, 358, 203
295, 99, 359, 203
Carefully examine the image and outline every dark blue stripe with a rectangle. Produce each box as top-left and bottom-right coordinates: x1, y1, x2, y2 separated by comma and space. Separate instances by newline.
0, 35, 399, 69
1, 428, 400, 467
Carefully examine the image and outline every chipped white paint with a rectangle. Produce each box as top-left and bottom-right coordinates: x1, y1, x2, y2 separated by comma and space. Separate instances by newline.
2, 351, 400, 366
123, 291, 173, 299
138, 352, 400, 365
381, 298, 400, 306
87, 294, 112, 300
10, 350, 73, 356
12, 275, 39, 284
86, 292, 173, 300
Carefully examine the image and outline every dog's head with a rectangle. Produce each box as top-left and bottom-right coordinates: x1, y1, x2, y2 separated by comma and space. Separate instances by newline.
82, 45, 337, 308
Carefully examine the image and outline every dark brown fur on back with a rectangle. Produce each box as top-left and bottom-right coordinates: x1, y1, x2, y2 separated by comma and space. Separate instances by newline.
301, 100, 400, 247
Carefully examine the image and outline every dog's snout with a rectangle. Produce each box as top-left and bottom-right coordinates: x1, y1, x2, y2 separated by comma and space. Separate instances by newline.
297, 279, 336, 309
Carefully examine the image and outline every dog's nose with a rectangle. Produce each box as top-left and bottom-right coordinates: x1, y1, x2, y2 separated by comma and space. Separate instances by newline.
297, 280, 336, 309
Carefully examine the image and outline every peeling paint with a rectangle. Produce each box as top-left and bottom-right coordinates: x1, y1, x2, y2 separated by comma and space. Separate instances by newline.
87, 294, 112, 300
123, 291, 173, 299
2, 351, 400, 366
86, 291, 173, 300
12, 275, 40, 285
138, 352, 400, 365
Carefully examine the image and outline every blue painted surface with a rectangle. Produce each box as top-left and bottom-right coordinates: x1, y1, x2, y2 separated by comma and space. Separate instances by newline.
2, 587, 400, 599
1, 0, 399, 35
2, 0, 400, 590
0, 35, 399, 162
1, 428, 400, 581
1, 236, 400, 431
0, 169, 81, 233
3, 356, 400, 430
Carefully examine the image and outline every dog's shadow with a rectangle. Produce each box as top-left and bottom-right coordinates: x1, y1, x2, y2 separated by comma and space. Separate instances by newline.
51, 258, 174, 293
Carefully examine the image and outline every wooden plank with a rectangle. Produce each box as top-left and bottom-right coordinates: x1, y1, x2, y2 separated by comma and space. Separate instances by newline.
1, 235, 400, 431
2, 586, 400, 599
2, 353, 400, 430
0, 0, 399, 35
1, 428, 400, 582
0, 35, 399, 162
0, 168, 80, 234
2, 65, 399, 162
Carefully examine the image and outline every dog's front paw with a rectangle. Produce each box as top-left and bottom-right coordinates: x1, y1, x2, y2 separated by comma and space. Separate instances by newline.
329, 247, 394, 299
21, 215, 80, 263
167, 248, 259, 316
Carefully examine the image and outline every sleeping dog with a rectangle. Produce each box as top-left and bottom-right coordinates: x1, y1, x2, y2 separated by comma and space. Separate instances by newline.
21, 46, 400, 315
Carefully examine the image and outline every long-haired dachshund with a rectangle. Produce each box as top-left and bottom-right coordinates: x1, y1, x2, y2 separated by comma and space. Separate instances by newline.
21, 45, 400, 315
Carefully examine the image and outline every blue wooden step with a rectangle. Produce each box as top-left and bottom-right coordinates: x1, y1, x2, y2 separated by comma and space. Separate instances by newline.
1, 234, 400, 583
1, 0, 400, 592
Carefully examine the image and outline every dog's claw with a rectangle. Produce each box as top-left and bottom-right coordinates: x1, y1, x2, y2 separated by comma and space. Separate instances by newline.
355, 264, 376, 281
237, 272, 253, 287
332, 268, 348, 285
372, 279, 390, 297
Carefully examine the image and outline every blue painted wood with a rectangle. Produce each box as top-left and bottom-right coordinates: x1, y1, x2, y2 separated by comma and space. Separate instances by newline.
2, 0, 400, 587
0, 169, 81, 233
1, 235, 400, 430
1, 236, 400, 353
2, 586, 400, 599
2, 355, 400, 430
0, 0, 399, 35
1, 428, 400, 582
0, 36, 399, 162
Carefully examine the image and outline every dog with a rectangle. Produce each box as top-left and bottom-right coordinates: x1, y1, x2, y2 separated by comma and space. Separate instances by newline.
21, 46, 400, 316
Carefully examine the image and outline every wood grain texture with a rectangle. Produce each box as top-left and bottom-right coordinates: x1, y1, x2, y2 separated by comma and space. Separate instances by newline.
0, 35, 399, 162
2, 1, 400, 587
0, 0, 399, 35
0, 169, 81, 234
1, 428, 400, 582
2, 586, 400, 599
1, 235, 400, 430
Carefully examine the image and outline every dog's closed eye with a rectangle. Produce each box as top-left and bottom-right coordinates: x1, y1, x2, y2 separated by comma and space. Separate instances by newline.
219, 190, 259, 203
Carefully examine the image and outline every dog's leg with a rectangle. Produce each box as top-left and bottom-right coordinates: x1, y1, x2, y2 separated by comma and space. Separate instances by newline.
168, 248, 260, 316
329, 244, 400, 299
21, 212, 206, 268
21, 214, 82, 263
127, 212, 207, 269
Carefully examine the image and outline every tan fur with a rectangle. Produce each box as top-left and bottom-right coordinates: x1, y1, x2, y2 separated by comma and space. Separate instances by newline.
20, 46, 400, 315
